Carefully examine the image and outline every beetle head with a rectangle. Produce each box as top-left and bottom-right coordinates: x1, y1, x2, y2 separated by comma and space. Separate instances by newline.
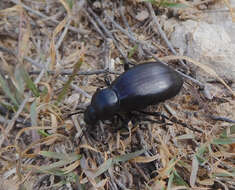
84, 105, 98, 125
84, 88, 119, 124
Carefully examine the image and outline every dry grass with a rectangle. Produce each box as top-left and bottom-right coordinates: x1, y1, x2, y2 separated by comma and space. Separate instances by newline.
0, 0, 234, 189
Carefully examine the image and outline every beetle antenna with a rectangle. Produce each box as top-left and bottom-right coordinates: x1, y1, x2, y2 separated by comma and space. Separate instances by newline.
64, 111, 84, 118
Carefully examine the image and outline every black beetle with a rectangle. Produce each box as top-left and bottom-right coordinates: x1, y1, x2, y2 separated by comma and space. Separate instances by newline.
84, 62, 183, 125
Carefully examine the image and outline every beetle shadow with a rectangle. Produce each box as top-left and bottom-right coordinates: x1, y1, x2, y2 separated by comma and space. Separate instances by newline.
103, 110, 167, 134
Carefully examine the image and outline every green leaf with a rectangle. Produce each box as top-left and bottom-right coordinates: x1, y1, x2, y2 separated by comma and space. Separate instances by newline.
53, 172, 77, 186
212, 137, 235, 145
177, 160, 191, 171
212, 125, 235, 144
144, 0, 156, 3
39, 151, 81, 160
176, 133, 195, 140
38, 130, 50, 137
173, 170, 189, 186
36, 168, 66, 176
19, 66, 40, 97
196, 144, 207, 157
40, 158, 78, 171
160, 2, 187, 8
14, 66, 25, 95
0, 102, 16, 113
144, 0, 188, 8
231, 125, 235, 134
114, 149, 145, 163
220, 125, 235, 138
40, 160, 71, 171
167, 171, 174, 190
165, 158, 177, 176
38, 151, 81, 175
30, 100, 37, 126
57, 59, 83, 102
94, 158, 113, 178
0, 73, 19, 107
13, 67, 25, 104
195, 144, 208, 165
128, 45, 138, 58
66, 0, 74, 9
94, 149, 145, 178
41, 86, 48, 97
213, 170, 235, 177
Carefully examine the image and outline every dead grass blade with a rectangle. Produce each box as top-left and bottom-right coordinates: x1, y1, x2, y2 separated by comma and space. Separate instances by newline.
59, 0, 72, 15
15, 126, 62, 152
176, 134, 195, 140
223, 0, 235, 22
158, 133, 172, 168
130, 154, 159, 163
79, 144, 100, 153
61, 160, 80, 174
50, 18, 67, 68
39, 82, 52, 103
190, 155, 199, 187
21, 134, 68, 158
18, 8, 31, 64
0, 4, 21, 15
213, 168, 235, 177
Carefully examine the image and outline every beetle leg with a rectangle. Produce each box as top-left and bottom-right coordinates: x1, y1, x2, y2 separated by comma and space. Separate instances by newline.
124, 62, 130, 71
135, 110, 166, 118
124, 61, 135, 71
133, 110, 168, 123
136, 110, 203, 133
104, 75, 112, 86
117, 113, 130, 129
108, 113, 132, 132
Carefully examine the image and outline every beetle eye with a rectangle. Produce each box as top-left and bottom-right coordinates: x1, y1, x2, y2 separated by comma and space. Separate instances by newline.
84, 106, 97, 125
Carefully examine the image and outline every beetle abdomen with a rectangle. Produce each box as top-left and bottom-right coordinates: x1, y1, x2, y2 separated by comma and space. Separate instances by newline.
111, 62, 183, 111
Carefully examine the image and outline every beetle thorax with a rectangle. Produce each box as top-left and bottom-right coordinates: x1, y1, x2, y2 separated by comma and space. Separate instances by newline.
90, 88, 119, 120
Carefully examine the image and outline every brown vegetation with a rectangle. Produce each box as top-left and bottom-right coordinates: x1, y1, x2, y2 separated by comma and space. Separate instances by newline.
0, 0, 234, 189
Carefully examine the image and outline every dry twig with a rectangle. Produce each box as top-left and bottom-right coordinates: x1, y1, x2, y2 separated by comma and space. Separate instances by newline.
146, 2, 186, 67
10, 0, 88, 34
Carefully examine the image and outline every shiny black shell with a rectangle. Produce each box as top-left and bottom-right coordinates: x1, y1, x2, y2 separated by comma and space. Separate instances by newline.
84, 62, 183, 124
111, 62, 183, 111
